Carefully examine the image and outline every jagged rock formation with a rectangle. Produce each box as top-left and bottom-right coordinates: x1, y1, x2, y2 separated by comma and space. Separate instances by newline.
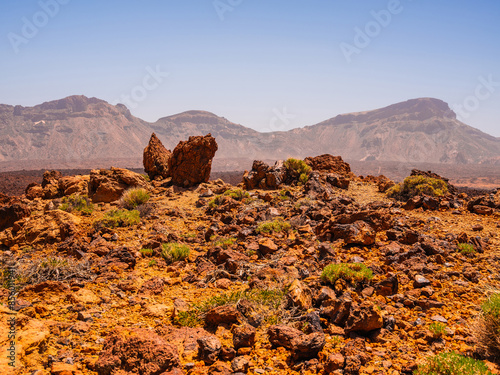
304, 154, 352, 176
143, 133, 172, 180
168, 134, 218, 187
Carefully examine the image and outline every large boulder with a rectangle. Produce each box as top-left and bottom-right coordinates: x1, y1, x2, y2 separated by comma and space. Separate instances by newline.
88, 167, 148, 203
94, 327, 180, 375
143, 133, 172, 180
304, 154, 352, 177
169, 134, 218, 187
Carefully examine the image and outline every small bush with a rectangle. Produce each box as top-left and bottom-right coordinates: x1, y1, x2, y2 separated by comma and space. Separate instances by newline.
387, 175, 448, 200
256, 218, 291, 234
414, 352, 493, 375
97, 209, 140, 228
223, 188, 249, 201
59, 194, 94, 215
213, 237, 236, 249
120, 188, 150, 209
284, 158, 312, 184
208, 189, 249, 209
16, 256, 93, 287
457, 243, 475, 255
140, 248, 154, 257
321, 263, 373, 287
174, 288, 287, 327
161, 243, 190, 264
429, 322, 446, 339
474, 292, 500, 359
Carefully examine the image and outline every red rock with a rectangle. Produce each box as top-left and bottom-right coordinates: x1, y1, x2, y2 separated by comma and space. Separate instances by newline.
94, 328, 180, 375
304, 154, 352, 176
169, 134, 218, 187
88, 167, 148, 203
232, 324, 256, 349
143, 133, 172, 180
205, 305, 241, 327
344, 301, 383, 333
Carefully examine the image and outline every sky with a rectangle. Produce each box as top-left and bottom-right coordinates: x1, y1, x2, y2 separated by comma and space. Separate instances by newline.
0, 0, 499, 136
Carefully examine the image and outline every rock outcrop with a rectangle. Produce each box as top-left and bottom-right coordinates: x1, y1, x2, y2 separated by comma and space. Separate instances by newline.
242, 160, 286, 190
143, 133, 172, 180
88, 167, 148, 203
304, 154, 352, 177
94, 328, 180, 375
169, 134, 218, 187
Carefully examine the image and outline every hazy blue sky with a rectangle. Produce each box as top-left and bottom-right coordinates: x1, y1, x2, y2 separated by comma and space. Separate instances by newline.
1, 0, 499, 135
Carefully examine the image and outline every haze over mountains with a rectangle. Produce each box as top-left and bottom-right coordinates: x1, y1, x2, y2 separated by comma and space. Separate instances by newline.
1, 95, 499, 173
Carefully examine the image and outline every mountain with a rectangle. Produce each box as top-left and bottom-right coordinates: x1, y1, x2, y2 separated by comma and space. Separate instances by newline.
0, 95, 499, 172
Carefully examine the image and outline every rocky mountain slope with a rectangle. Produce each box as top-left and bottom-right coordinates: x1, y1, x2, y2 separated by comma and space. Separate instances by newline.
1, 96, 499, 172
0, 155, 499, 374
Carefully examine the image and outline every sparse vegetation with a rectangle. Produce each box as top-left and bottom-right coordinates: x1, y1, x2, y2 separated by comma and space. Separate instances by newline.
256, 218, 291, 234
414, 352, 493, 375
213, 237, 236, 249
386, 175, 448, 200
429, 322, 446, 339
321, 263, 373, 287
140, 248, 154, 257
59, 194, 94, 215
15, 256, 93, 286
161, 242, 190, 264
284, 158, 311, 184
174, 287, 288, 327
96, 209, 140, 228
208, 188, 250, 209
120, 188, 150, 209
457, 243, 475, 255
474, 292, 500, 359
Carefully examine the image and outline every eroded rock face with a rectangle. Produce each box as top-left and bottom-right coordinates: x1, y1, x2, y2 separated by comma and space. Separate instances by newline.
169, 134, 218, 187
304, 154, 352, 176
143, 133, 172, 180
88, 167, 148, 203
94, 328, 180, 375
0, 199, 30, 231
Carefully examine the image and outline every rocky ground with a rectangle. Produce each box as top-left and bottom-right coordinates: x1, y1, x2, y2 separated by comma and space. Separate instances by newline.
0, 151, 500, 374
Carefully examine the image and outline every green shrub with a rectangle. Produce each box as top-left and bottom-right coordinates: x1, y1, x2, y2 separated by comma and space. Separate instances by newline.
387, 175, 448, 200
174, 288, 287, 327
208, 189, 249, 209
161, 243, 190, 264
429, 322, 446, 338
223, 188, 249, 201
321, 263, 373, 287
284, 158, 311, 184
120, 188, 150, 209
457, 243, 475, 255
213, 237, 236, 249
140, 248, 154, 257
474, 292, 500, 359
414, 352, 493, 375
59, 194, 94, 215
97, 209, 140, 228
256, 218, 291, 234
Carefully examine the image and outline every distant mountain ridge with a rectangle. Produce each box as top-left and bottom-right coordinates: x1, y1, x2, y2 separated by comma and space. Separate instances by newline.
0, 95, 499, 172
